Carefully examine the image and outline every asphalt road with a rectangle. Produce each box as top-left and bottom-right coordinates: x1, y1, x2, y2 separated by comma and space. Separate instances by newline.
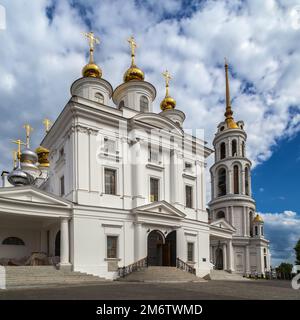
0, 280, 299, 300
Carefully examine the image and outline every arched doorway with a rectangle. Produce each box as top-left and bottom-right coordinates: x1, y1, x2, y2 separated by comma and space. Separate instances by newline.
147, 230, 177, 266
55, 231, 61, 256
215, 247, 223, 270
147, 230, 164, 266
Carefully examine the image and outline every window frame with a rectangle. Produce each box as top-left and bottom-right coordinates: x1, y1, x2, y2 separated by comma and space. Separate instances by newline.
104, 168, 117, 195
140, 95, 149, 112
185, 184, 193, 208
187, 242, 194, 262
95, 92, 104, 104
149, 177, 160, 202
106, 235, 118, 259
60, 175, 65, 196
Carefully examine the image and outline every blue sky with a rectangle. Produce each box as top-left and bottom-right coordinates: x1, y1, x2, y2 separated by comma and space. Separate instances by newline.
0, 0, 300, 266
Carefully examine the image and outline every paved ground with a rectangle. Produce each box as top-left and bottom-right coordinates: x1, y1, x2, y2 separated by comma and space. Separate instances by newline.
0, 280, 299, 300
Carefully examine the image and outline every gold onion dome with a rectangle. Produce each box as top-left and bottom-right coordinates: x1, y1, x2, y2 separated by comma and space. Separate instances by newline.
35, 146, 50, 167
123, 36, 144, 82
160, 70, 176, 111
253, 214, 264, 223
82, 32, 102, 78
224, 59, 239, 129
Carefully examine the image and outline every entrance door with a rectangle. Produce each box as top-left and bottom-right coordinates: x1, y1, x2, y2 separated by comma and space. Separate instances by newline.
215, 248, 223, 270
147, 231, 164, 266
147, 230, 177, 266
163, 231, 176, 266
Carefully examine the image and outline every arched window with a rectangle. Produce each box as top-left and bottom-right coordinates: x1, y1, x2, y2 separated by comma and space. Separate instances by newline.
218, 168, 227, 196
233, 165, 239, 194
220, 142, 226, 160
245, 167, 250, 195
255, 226, 258, 236
95, 92, 104, 104
140, 95, 149, 112
261, 226, 264, 236
232, 140, 237, 156
118, 100, 125, 109
242, 141, 245, 157
2, 237, 25, 245
216, 211, 225, 219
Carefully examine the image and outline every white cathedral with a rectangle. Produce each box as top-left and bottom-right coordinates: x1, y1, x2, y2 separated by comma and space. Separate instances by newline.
0, 34, 270, 280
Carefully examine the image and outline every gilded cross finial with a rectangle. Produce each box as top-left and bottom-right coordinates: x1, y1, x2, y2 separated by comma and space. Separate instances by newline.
127, 36, 137, 66
11, 139, 26, 162
162, 70, 172, 97
43, 118, 53, 134
23, 124, 33, 148
83, 32, 100, 63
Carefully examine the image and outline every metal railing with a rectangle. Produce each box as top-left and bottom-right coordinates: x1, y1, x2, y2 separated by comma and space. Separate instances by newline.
118, 257, 148, 278
176, 258, 196, 275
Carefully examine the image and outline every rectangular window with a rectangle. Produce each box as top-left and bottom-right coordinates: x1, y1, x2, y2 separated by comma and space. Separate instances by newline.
185, 162, 192, 171
60, 176, 65, 196
148, 144, 160, 164
107, 236, 118, 258
104, 168, 116, 195
150, 177, 159, 202
187, 242, 194, 262
185, 185, 193, 208
104, 138, 116, 155
255, 226, 258, 236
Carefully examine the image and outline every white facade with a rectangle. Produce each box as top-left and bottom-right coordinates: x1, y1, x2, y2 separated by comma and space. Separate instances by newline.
0, 71, 214, 279
0, 59, 271, 280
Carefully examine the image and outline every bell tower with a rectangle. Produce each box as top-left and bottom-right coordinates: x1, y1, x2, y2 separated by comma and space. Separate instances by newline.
209, 60, 255, 237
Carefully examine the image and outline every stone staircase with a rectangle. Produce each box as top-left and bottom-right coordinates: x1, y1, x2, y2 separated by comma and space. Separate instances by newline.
3, 266, 108, 289
204, 269, 249, 281
118, 266, 206, 283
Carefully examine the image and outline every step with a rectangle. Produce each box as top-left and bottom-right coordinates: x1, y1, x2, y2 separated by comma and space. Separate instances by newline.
118, 266, 205, 282
204, 270, 249, 281
2, 266, 108, 289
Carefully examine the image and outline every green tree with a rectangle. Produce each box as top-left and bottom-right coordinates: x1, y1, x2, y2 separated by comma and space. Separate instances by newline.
277, 262, 293, 274
294, 239, 300, 265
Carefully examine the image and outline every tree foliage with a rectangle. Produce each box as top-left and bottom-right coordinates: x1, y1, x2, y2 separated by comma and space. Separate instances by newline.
294, 239, 300, 265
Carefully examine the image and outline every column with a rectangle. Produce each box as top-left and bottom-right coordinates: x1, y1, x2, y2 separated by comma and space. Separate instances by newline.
228, 169, 233, 194
245, 245, 250, 275
222, 243, 227, 270
134, 223, 143, 261
227, 239, 234, 272
176, 228, 185, 261
60, 217, 70, 267
243, 206, 247, 236
241, 170, 245, 194
132, 139, 144, 207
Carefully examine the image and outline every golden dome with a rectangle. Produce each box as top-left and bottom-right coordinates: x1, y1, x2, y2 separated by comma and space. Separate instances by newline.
226, 117, 239, 129
82, 62, 102, 78
160, 96, 176, 111
253, 214, 264, 223
35, 146, 50, 168
123, 65, 144, 82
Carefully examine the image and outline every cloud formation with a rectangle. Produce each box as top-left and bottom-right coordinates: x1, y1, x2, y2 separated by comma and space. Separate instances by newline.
260, 210, 300, 266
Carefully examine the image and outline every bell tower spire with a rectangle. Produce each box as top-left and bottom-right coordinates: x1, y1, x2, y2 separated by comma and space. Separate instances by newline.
224, 59, 238, 129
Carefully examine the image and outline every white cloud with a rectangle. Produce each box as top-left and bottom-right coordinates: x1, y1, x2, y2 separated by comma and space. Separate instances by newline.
0, 0, 299, 175
260, 210, 300, 266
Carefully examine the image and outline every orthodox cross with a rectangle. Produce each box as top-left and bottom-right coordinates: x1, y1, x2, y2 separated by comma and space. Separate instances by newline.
11, 139, 26, 162
127, 36, 137, 66
83, 32, 100, 63
162, 70, 172, 96
43, 118, 53, 134
23, 124, 33, 148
